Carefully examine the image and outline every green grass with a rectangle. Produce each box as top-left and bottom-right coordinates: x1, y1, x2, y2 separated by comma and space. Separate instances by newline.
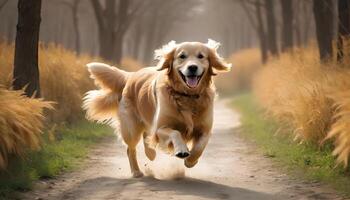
231, 93, 350, 196
0, 121, 114, 199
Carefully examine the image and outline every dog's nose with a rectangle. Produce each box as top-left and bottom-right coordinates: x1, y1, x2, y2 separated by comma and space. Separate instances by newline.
188, 65, 198, 73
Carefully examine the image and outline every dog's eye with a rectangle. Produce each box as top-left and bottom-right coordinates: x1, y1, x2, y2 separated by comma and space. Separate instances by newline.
179, 54, 187, 59
197, 53, 204, 59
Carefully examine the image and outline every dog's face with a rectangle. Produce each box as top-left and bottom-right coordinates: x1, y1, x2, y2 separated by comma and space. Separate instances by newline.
155, 39, 231, 90
173, 42, 209, 88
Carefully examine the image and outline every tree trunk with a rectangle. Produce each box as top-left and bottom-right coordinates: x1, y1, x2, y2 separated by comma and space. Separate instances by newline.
337, 0, 350, 62
255, 1, 268, 64
240, 20, 246, 49
13, 0, 41, 98
98, 29, 115, 61
114, 30, 126, 64
142, 15, 158, 64
112, 0, 129, 64
0, 0, 9, 12
302, 1, 313, 47
293, 0, 302, 47
143, 28, 157, 64
294, 22, 302, 47
132, 24, 142, 60
281, 0, 294, 52
6, 18, 14, 44
239, 0, 267, 63
90, 0, 116, 62
313, 0, 335, 62
264, 0, 278, 56
72, 0, 81, 55
90, 0, 131, 63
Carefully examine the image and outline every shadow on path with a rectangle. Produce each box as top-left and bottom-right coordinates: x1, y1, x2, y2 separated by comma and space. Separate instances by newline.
60, 176, 278, 200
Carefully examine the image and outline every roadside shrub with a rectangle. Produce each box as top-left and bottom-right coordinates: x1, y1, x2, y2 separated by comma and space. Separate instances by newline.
253, 45, 350, 167
0, 42, 141, 123
215, 48, 261, 95
121, 57, 142, 71
325, 71, 350, 167
0, 87, 52, 169
0, 42, 140, 171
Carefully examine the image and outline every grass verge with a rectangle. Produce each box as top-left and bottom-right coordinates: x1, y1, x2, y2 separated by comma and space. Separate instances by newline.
0, 121, 114, 199
231, 93, 350, 196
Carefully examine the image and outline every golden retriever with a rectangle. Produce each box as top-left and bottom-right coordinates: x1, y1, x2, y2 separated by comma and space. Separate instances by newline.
83, 39, 231, 177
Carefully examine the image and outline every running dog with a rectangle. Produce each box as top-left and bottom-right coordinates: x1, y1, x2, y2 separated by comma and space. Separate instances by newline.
83, 39, 231, 177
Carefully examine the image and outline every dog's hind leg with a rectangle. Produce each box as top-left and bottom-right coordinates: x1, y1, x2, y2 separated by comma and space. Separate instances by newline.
143, 132, 156, 161
120, 123, 143, 178
127, 147, 143, 178
119, 103, 144, 178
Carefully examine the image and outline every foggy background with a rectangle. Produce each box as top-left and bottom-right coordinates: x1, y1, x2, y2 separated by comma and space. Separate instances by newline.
0, 0, 316, 65
2, 1, 350, 197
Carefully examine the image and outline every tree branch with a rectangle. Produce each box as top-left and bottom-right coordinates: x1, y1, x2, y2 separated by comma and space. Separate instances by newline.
90, 0, 105, 30
0, 0, 9, 11
238, 0, 258, 32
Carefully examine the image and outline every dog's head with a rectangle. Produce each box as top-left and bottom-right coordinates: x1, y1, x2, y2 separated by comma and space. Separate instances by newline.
155, 39, 231, 90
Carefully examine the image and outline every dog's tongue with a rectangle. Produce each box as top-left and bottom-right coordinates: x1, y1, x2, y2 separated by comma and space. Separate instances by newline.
186, 76, 198, 88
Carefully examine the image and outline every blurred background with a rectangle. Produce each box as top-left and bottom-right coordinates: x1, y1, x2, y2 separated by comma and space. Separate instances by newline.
0, 0, 319, 62
1, 0, 261, 63
1, 0, 350, 197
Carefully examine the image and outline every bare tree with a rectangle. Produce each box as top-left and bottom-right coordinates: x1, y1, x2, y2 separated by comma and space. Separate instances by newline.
240, 0, 268, 63
90, 0, 117, 62
125, 0, 197, 64
337, 0, 350, 62
13, 0, 42, 97
264, 0, 278, 56
281, 0, 293, 51
293, 0, 313, 48
142, 1, 182, 63
61, 0, 81, 55
129, 21, 142, 60
0, 0, 9, 11
302, 1, 314, 46
90, 0, 143, 63
313, 0, 335, 62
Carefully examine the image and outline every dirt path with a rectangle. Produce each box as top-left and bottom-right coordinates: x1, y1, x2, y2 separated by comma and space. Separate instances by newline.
22, 100, 345, 200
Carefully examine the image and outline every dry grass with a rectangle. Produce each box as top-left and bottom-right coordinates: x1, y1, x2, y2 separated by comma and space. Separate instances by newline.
121, 57, 143, 71
253, 45, 350, 167
0, 42, 141, 123
325, 71, 350, 167
215, 49, 261, 95
0, 87, 53, 169
0, 42, 141, 171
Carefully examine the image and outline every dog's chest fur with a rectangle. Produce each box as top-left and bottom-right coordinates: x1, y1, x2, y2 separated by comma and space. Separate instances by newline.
167, 88, 213, 139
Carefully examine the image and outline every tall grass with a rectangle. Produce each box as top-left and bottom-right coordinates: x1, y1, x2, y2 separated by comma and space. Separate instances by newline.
215, 48, 261, 95
0, 42, 141, 123
0, 42, 141, 172
0, 87, 52, 169
253, 46, 350, 167
232, 94, 350, 195
0, 121, 114, 197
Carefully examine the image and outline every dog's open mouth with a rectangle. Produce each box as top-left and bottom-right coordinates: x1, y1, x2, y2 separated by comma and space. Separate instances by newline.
180, 72, 202, 88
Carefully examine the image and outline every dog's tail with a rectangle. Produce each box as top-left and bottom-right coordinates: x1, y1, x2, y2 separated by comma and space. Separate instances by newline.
83, 62, 129, 123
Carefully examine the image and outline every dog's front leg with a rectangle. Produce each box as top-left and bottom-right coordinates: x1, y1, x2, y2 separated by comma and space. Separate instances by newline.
155, 127, 190, 158
184, 134, 210, 168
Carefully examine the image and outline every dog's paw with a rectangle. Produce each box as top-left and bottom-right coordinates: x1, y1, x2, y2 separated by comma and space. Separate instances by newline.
132, 171, 144, 178
184, 159, 198, 168
175, 151, 190, 159
174, 143, 190, 159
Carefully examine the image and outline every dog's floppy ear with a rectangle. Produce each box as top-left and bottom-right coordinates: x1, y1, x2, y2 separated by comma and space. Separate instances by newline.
154, 41, 177, 74
206, 39, 232, 75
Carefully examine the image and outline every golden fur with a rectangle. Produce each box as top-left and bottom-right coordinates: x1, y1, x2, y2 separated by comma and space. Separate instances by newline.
83, 39, 231, 177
